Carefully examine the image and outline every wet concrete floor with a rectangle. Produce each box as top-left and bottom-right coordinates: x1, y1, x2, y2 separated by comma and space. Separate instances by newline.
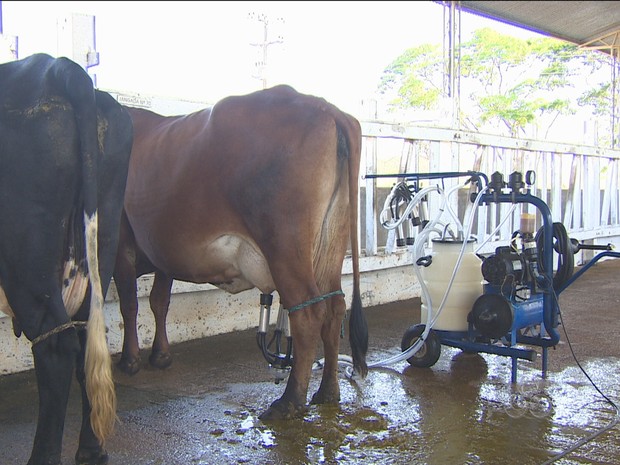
1, 258, 620, 465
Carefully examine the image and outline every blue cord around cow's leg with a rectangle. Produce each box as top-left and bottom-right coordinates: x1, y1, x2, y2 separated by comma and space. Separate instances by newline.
311, 290, 347, 405
260, 299, 326, 420
30, 325, 80, 465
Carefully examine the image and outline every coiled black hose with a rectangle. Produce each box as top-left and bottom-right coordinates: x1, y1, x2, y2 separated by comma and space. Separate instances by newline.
535, 222, 574, 290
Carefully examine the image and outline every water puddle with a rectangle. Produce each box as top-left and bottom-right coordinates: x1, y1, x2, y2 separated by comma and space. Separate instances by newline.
206, 352, 620, 465
2, 320, 618, 465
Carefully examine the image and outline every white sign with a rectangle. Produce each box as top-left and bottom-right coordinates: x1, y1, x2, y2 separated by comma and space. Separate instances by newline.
115, 94, 153, 109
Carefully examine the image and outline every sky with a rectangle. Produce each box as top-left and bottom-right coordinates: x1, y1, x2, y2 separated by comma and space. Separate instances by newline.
0, 1, 542, 116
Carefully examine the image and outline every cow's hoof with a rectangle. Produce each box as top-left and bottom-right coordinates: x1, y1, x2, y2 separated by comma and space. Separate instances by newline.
75, 447, 108, 465
259, 399, 306, 421
149, 351, 172, 369
116, 356, 141, 376
310, 388, 340, 405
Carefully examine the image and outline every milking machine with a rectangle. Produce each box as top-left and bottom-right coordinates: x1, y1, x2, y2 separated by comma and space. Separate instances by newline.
366, 169, 620, 382
254, 168, 620, 384
256, 293, 293, 384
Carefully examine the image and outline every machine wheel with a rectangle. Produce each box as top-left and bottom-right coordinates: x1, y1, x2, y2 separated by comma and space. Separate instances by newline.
400, 324, 441, 368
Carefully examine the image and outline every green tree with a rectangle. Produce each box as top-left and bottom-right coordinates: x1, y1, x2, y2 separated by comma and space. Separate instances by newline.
576, 52, 620, 147
378, 43, 443, 111
379, 28, 610, 139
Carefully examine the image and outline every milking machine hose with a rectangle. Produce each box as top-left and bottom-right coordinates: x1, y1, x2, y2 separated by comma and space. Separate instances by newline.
317, 181, 489, 373
540, 288, 620, 464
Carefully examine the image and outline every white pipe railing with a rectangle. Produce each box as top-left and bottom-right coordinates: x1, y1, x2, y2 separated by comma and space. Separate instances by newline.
360, 121, 620, 264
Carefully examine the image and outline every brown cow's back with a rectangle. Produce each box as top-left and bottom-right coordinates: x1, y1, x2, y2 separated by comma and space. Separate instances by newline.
124, 86, 353, 298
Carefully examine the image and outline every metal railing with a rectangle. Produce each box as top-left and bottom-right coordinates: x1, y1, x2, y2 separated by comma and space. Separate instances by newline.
360, 121, 620, 264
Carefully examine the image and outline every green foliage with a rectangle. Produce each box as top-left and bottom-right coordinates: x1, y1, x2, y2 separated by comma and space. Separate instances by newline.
379, 43, 443, 110
378, 26, 612, 139
579, 83, 612, 116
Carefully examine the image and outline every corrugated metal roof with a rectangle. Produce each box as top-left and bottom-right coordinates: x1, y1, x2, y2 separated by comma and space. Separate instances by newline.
455, 1, 620, 56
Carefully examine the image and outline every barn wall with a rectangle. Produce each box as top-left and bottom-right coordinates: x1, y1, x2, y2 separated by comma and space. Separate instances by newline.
0, 253, 417, 375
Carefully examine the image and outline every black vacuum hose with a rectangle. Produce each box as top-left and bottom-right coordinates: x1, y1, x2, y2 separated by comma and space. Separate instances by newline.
535, 222, 574, 290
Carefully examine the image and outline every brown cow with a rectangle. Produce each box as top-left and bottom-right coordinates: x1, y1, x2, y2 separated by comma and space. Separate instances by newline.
113, 84, 367, 419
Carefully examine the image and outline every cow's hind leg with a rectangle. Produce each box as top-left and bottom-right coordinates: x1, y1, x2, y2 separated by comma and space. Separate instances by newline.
148, 271, 173, 369
114, 213, 142, 375
260, 288, 326, 420
74, 312, 109, 465
115, 276, 141, 374
311, 289, 347, 405
28, 315, 80, 465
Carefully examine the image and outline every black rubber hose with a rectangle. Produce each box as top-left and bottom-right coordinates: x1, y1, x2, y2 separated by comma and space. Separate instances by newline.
535, 222, 574, 290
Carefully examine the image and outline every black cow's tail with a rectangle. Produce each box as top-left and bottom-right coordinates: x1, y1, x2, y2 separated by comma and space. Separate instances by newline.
336, 113, 368, 378
54, 57, 117, 444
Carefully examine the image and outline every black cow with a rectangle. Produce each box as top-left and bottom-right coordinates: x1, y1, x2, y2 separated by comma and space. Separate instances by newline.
0, 53, 133, 465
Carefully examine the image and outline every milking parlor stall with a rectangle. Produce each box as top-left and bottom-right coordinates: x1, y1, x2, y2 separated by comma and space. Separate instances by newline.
2, 2, 620, 465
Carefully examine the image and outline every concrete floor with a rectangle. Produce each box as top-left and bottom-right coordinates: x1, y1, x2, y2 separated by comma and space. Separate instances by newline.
1, 258, 620, 465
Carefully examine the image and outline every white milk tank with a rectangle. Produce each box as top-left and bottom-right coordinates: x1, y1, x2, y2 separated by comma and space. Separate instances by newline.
420, 239, 484, 331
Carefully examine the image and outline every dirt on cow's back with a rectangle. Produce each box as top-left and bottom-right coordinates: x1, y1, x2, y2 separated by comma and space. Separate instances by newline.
1, 259, 620, 464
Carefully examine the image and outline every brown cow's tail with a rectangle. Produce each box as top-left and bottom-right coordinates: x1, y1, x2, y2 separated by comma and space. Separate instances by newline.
55, 57, 117, 443
337, 112, 368, 378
